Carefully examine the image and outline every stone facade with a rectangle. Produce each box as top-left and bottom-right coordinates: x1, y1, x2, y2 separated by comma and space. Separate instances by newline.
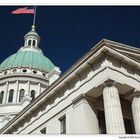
0, 38, 140, 134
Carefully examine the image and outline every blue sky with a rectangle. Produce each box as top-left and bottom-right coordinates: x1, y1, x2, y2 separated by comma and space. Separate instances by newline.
0, 6, 140, 73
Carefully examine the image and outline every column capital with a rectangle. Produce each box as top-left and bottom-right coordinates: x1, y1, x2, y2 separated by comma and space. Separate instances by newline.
103, 80, 117, 88
129, 89, 140, 101
72, 94, 96, 105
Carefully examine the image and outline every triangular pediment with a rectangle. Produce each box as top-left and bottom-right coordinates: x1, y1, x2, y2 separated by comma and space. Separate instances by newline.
92, 39, 140, 64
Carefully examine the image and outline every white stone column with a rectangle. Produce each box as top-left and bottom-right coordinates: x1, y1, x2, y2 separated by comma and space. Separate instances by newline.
3, 82, 7, 104
27, 81, 30, 95
131, 90, 140, 134
37, 83, 41, 96
4, 82, 9, 104
71, 94, 99, 133
103, 81, 125, 134
14, 80, 19, 103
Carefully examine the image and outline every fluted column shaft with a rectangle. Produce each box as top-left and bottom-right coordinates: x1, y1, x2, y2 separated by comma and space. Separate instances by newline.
131, 90, 140, 134
103, 81, 125, 134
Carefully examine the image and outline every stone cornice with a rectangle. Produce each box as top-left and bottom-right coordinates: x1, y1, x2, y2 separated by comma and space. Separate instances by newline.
0, 66, 49, 73
72, 94, 96, 105
103, 47, 139, 68
1, 39, 140, 133
48, 67, 61, 78
95, 39, 140, 55
72, 94, 86, 104
0, 74, 48, 86
0, 73, 48, 81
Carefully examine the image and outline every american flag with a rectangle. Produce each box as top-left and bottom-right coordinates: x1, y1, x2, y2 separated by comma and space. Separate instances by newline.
12, 7, 34, 14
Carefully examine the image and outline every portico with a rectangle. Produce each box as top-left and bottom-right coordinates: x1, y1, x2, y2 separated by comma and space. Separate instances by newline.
84, 78, 140, 134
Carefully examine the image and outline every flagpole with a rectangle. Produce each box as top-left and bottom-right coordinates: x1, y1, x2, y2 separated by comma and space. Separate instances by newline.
32, 6, 37, 30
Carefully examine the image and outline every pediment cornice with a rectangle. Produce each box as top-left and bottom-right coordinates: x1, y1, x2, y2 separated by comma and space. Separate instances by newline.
93, 39, 140, 63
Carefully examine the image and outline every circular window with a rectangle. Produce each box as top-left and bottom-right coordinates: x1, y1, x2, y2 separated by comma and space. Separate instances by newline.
42, 73, 46, 76
22, 69, 27, 73
12, 69, 17, 73
33, 70, 37, 74
4, 71, 7, 75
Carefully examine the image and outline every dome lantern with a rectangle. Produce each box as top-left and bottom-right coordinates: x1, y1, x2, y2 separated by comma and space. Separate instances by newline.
24, 25, 40, 48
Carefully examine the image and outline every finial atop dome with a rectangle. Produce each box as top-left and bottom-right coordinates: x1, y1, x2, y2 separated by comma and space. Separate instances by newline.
31, 25, 36, 31
23, 6, 40, 48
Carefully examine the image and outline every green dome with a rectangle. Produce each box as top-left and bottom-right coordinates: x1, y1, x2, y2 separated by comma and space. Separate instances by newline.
0, 51, 55, 72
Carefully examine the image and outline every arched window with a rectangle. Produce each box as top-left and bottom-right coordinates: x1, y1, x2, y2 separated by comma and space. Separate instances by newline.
19, 89, 25, 102
33, 40, 36, 47
31, 90, 35, 101
28, 40, 32, 46
8, 89, 14, 103
0, 91, 4, 104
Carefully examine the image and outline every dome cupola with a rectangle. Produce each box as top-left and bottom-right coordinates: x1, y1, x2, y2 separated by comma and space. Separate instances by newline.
0, 25, 56, 72
24, 25, 40, 48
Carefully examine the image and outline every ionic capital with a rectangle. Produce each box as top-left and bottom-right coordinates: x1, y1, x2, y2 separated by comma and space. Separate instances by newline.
130, 89, 140, 100
103, 80, 117, 88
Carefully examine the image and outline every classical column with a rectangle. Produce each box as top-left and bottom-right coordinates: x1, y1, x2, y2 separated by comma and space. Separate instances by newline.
27, 81, 30, 95
4, 82, 9, 104
37, 83, 41, 95
14, 80, 19, 103
131, 90, 140, 134
103, 81, 125, 134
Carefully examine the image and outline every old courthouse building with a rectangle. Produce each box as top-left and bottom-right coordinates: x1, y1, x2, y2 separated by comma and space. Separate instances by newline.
0, 24, 139, 134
